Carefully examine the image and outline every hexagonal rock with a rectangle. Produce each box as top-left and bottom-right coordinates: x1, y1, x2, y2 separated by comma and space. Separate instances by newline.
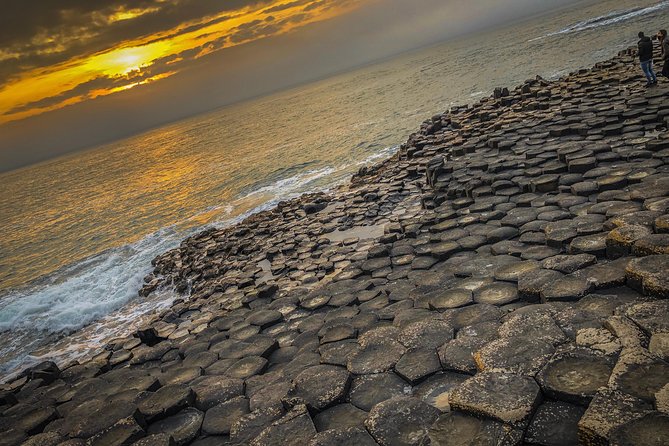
225, 356, 268, 380
542, 254, 597, 274
606, 225, 653, 259
87, 416, 145, 446
364, 397, 441, 446
138, 384, 195, 421
229, 406, 285, 444
308, 427, 378, 446
147, 408, 204, 446
569, 233, 607, 257
449, 372, 541, 424
349, 373, 410, 411
19, 432, 63, 446
319, 340, 360, 367
441, 304, 504, 330
524, 401, 585, 446
624, 300, 669, 335
202, 396, 249, 435
625, 255, 669, 298
438, 337, 488, 374
427, 288, 473, 310
494, 260, 540, 282
347, 342, 405, 375
313, 403, 368, 432
540, 275, 594, 302
190, 376, 244, 411
131, 433, 174, 445
251, 405, 317, 446
517, 269, 563, 299
498, 309, 568, 346
284, 365, 350, 411
411, 372, 469, 411
398, 319, 454, 350
572, 259, 629, 289
609, 412, 669, 446
394, 348, 442, 385
578, 389, 652, 446
428, 412, 522, 446
633, 234, 669, 256
474, 283, 519, 306
537, 350, 614, 405
245, 309, 283, 329
474, 337, 555, 376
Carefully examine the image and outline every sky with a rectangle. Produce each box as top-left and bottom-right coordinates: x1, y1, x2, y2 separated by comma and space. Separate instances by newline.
0, 0, 581, 171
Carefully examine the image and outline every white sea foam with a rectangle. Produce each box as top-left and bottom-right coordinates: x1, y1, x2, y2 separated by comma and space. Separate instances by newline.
241, 166, 337, 199
0, 145, 402, 379
529, 1, 669, 42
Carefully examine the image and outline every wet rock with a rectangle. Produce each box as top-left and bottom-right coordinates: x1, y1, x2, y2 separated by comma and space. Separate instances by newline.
18, 432, 63, 446
364, 397, 441, 446
229, 407, 284, 444
284, 365, 350, 411
624, 300, 669, 335
578, 389, 652, 445
438, 336, 488, 375
525, 401, 585, 446
190, 376, 244, 411
427, 288, 473, 310
394, 348, 442, 384
540, 275, 594, 302
398, 319, 453, 350
517, 269, 563, 300
28, 362, 60, 385
609, 412, 669, 446
349, 373, 410, 411
474, 283, 519, 305
411, 372, 469, 411
542, 254, 596, 274
449, 372, 541, 423
308, 427, 377, 446
441, 304, 504, 330
224, 356, 268, 379
347, 342, 405, 375
147, 407, 204, 446
625, 255, 669, 297
138, 385, 195, 422
474, 337, 555, 376
428, 411, 522, 446
245, 309, 283, 329
537, 350, 614, 405
312, 403, 368, 432
202, 396, 249, 436
319, 340, 359, 367
606, 225, 653, 259
251, 405, 316, 446
87, 416, 145, 446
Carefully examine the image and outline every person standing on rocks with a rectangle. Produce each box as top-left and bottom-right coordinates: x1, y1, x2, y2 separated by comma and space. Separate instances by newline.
659, 29, 669, 78
638, 32, 657, 86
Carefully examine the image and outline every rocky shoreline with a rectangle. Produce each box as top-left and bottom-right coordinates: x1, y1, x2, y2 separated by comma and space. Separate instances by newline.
2, 46, 669, 445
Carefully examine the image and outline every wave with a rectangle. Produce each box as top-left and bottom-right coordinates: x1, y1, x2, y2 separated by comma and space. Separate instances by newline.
529, 1, 669, 42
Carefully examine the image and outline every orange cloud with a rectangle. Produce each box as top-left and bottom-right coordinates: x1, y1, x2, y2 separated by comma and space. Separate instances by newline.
0, 0, 363, 124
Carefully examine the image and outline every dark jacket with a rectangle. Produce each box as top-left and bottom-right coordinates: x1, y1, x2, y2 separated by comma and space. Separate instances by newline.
638, 36, 653, 62
663, 38, 669, 60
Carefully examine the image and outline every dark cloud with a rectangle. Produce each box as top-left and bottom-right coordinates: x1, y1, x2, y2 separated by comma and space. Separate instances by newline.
262, 0, 309, 14
0, 0, 272, 84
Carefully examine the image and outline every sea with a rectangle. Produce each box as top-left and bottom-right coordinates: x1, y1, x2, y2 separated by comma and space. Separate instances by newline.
0, 0, 667, 380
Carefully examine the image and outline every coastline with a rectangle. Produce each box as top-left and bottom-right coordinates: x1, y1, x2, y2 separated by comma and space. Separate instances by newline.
1, 45, 668, 445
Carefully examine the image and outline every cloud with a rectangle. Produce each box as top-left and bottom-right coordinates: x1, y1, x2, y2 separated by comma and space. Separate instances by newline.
0, 0, 273, 84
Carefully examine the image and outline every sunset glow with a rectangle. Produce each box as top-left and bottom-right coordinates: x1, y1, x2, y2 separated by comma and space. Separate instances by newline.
0, 0, 363, 123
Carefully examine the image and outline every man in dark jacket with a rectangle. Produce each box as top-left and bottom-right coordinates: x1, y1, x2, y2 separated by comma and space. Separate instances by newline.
638, 32, 657, 86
